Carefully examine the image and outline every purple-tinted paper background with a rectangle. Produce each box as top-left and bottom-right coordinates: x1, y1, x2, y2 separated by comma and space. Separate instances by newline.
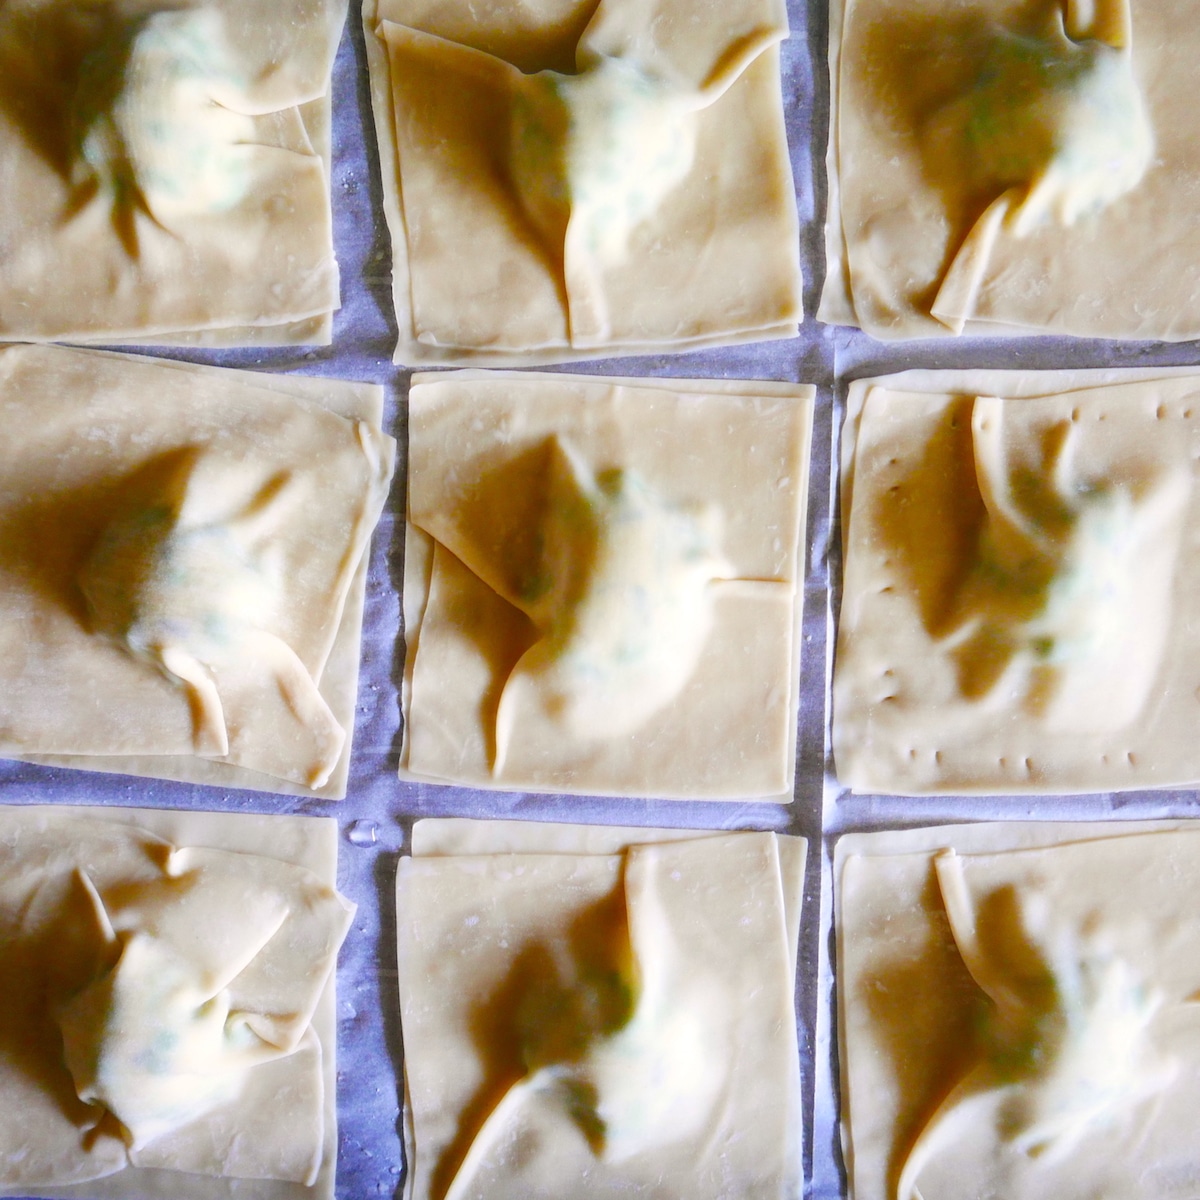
5, 1, 1200, 1196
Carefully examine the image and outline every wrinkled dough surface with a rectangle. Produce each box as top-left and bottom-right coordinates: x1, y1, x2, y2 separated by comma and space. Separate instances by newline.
437, 847, 730, 1198
493, 438, 730, 770
0, 0, 347, 343
509, 55, 701, 342
821, 0, 1200, 340
925, 12, 1150, 232
896, 855, 1174, 1200
0, 345, 394, 796
72, 10, 256, 233
934, 400, 1184, 728
927, 6, 1152, 329
79, 450, 344, 774
511, 57, 698, 265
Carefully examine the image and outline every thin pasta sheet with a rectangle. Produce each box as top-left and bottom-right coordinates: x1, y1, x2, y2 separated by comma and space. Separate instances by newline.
402, 371, 813, 800
838, 820, 1200, 1200
397, 820, 805, 1200
820, 0, 1200, 340
364, 0, 802, 364
0, 0, 347, 345
0, 345, 394, 798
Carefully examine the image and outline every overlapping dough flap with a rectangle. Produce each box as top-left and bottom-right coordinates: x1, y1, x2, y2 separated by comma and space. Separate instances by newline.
397, 823, 804, 1200
0, 0, 348, 344
822, 0, 1200, 340
364, 0, 801, 362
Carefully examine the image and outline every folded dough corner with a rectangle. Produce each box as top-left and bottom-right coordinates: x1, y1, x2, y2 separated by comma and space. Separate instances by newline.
0, 804, 352, 1197
833, 369, 1200, 794
838, 822, 1200, 1200
0, 0, 347, 345
400, 371, 813, 800
363, 0, 802, 364
397, 820, 805, 1200
0, 345, 395, 798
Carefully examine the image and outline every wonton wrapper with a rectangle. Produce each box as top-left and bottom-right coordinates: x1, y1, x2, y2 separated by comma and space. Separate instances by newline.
820, 0, 1200, 340
837, 820, 1200, 1200
397, 820, 805, 1200
363, 0, 802, 365
401, 371, 814, 800
0, 0, 347, 346
0, 803, 351, 1200
0, 345, 395, 798
834, 368, 1200, 794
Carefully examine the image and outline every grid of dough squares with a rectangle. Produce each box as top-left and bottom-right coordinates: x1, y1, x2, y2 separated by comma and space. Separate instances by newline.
9, 0, 1200, 1198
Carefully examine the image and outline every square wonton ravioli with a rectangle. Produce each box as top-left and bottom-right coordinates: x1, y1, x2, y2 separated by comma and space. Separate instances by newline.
838, 821, 1200, 1200
834, 367, 1200, 795
0, 803, 352, 1200
401, 371, 813, 800
397, 820, 805, 1200
0, 345, 394, 798
363, 0, 802, 364
0, 0, 347, 345
820, 0, 1200, 341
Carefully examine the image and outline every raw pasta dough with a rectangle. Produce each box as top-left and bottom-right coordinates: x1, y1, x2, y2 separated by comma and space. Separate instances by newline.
820, 0, 1200, 340
834, 367, 1200, 794
837, 820, 1200, 1200
363, 0, 802, 364
0, 803, 352, 1200
396, 820, 805, 1200
0, 345, 395, 798
0, 0, 347, 345
401, 371, 814, 800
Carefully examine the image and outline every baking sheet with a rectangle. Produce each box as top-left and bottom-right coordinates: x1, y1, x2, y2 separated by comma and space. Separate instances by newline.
5, 0, 1200, 1197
